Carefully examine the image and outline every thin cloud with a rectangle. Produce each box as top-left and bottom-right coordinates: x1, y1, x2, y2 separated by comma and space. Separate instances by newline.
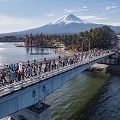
64, 9, 80, 13
78, 15, 120, 26
78, 5, 88, 11
78, 15, 106, 21
64, 7, 88, 13
105, 6, 111, 10
104, 5, 120, 15
105, 5, 118, 11
108, 10, 119, 13
103, 22, 120, 26
45, 13, 55, 17
83, 6, 87, 9
99, 3, 103, 6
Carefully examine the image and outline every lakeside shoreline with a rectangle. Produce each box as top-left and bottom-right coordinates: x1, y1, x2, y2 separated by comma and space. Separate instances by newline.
15, 44, 54, 48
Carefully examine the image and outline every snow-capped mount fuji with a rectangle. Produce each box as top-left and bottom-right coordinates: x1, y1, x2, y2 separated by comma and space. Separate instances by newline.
50, 14, 88, 25
0, 14, 95, 36
0, 14, 120, 36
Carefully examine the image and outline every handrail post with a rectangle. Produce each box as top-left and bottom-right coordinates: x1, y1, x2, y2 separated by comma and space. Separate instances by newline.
21, 80, 24, 88
31, 77, 33, 84
11, 83, 14, 92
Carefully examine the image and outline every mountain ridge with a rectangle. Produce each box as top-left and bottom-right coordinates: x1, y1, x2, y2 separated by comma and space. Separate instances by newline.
50, 14, 89, 25
0, 14, 120, 36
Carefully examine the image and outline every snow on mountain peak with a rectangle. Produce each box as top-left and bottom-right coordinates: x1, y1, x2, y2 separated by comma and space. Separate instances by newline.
51, 14, 88, 25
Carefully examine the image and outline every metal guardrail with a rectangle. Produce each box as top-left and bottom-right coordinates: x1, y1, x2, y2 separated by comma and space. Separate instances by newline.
0, 51, 115, 97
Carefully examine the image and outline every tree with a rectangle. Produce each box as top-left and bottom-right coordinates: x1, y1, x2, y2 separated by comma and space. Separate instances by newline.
77, 26, 117, 50
30, 33, 33, 46
25, 34, 29, 46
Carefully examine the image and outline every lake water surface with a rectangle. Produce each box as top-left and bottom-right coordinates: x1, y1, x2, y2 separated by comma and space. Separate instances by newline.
0, 42, 58, 66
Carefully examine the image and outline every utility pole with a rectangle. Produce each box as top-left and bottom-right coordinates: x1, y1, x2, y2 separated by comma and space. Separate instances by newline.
88, 40, 91, 62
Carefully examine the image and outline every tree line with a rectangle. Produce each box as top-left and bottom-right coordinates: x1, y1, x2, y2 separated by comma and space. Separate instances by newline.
25, 26, 117, 51
25, 33, 62, 47
61, 26, 117, 51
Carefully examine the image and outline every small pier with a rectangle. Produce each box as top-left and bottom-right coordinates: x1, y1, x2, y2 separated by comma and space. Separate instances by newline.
30, 52, 49, 55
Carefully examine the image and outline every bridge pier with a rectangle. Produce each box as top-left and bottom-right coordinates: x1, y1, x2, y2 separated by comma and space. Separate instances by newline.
11, 102, 52, 120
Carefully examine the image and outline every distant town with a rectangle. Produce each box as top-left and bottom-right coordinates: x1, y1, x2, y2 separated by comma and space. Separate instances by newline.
0, 36, 25, 42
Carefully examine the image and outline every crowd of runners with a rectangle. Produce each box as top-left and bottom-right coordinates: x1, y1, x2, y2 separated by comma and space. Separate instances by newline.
0, 49, 114, 87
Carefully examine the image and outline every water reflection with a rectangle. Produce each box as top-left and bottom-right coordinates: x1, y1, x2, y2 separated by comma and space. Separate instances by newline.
25, 47, 49, 54
0, 42, 58, 66
25, 47, 30, 54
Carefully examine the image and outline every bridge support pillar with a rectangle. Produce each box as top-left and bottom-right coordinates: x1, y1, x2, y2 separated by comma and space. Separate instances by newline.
11, 103, 52, 120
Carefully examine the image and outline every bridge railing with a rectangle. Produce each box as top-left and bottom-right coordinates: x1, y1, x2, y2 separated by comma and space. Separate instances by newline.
0, 51, 115, 97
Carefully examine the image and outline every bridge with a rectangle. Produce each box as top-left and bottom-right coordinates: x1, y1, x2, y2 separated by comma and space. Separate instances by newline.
0, 49, 115, 119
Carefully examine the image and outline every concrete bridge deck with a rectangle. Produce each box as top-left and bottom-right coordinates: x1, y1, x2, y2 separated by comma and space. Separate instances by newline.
0, 50, 114, 97
0, 50, 115, 119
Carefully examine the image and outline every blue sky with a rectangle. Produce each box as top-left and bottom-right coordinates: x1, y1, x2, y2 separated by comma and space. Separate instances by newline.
0, 0, 120, 33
